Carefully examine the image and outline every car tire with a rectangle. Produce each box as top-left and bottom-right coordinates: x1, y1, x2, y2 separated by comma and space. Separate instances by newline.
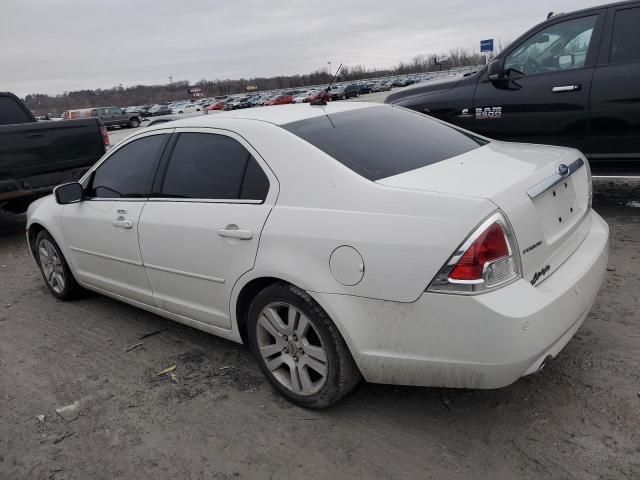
128, 117, 140, 128
247, 282, 361, 409
179, 111, 184, 114
34, 230, 79, 301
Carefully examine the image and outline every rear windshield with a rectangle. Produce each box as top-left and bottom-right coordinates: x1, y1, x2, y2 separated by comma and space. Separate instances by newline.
282, 106, 487, 180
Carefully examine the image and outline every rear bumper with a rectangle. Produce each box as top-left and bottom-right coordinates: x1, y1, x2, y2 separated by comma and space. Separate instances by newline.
312, 210, 609, 388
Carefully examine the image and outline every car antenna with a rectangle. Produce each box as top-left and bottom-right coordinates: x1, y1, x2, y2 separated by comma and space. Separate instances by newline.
311, 63, 342, 106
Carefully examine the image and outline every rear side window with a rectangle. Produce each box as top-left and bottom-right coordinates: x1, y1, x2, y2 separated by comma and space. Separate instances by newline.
90, 134, 167, 198
282, 106, 487, 181
161, 133, 269, 201
0, 96, 32, 125
610, 7, 640, 64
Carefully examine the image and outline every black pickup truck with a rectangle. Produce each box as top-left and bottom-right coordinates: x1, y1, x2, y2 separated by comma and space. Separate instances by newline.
0, 92, 108, 212
386, 1, 640, 175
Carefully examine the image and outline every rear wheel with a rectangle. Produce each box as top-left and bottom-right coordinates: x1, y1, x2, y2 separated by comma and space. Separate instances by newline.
247, 283, 360, 408
35, 231, 79, 300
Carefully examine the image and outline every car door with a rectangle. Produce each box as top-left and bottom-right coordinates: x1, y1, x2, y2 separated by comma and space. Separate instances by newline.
61, 130, 171, 304
588, 3, 640, 166
472, 11, 605, 150
101, 107, 116, 126
138, 128, 277, 329
110, 107, 124, 125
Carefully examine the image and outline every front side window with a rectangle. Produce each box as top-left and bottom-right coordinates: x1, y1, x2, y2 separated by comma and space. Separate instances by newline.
504, 15, 597, 75
610, 7, 640, 64
90, 134, 167, 198
282, 105, 487, 181
160, 133, 269, 201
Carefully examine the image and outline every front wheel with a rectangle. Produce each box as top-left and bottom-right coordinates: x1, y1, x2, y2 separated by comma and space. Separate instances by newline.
247, 283, 361, 408
35, 230, 79, 300
128, 117, 140, 128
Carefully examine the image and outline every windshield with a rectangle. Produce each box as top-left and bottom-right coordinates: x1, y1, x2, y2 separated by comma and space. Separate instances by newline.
282, 106, 488, 181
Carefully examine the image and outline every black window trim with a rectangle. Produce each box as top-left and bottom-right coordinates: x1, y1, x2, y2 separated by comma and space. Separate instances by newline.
150, 128, 272, 205
600, 3, 640, 66
81, 129, 173, 202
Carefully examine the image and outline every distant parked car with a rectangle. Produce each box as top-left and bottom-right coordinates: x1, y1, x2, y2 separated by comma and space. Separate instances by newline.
292, 92, 311, 103
358, 83, 374, 94
371, 81, 392, 92
305, 90, 331, 103
95, 106, 141, 128
343, 84, 360, 99
224, 97, 244, 110
205, 101, 226, 112
250, 95, 268, 107
139, 105, 154, 117
329, 86, 346, 100
147, 105, 171, 117
172, 103, 202, 114
264, 95, 293, 106
401, 77, 417, 87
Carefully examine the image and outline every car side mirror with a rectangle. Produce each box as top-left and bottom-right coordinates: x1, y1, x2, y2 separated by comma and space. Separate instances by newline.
557, 54, 574, 69
487, 59, 504, 81
54, 182, 84, 205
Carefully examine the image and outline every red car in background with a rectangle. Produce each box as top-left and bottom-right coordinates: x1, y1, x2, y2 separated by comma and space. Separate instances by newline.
264, 95, 293, 106
305, 90, 331, 103
205, 101, 226, 112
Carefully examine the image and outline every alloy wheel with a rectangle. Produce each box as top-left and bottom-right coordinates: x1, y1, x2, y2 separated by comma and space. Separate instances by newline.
256, 302, 328, 396
38, 239, 65, 294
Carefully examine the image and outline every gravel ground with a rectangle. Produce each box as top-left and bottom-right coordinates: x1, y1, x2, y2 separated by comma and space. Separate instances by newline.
1, 174, 639, 479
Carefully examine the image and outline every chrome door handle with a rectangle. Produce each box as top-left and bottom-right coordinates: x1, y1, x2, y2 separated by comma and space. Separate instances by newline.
217, 227, 253, 240
112, 219, 133, 229
552, 84, 581, 93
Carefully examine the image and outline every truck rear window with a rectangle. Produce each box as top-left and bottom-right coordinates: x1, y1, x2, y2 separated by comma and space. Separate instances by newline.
282, 106, 487, 181
0, 96, 32, 125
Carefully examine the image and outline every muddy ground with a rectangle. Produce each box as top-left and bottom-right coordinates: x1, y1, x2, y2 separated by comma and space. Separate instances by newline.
1, 179, 639, 480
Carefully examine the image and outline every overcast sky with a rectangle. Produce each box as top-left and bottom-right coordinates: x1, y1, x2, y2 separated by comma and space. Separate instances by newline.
2, 0, 605, 96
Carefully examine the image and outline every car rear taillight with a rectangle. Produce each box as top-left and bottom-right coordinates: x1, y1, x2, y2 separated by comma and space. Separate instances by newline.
100, 126, 110, 148
428, 211, 521, 294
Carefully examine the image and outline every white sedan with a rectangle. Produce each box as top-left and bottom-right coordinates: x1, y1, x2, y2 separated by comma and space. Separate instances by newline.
26, 102, 608, 408
171, 103, 202, 114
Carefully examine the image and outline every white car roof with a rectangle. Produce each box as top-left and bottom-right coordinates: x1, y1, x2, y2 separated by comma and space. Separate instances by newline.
145, 101, 378, 129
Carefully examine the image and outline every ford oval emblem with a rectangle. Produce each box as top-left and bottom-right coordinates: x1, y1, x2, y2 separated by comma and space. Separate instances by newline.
557, 164, 569, 176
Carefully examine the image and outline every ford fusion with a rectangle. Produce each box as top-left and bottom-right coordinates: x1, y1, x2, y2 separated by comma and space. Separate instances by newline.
27, 102, 609, 408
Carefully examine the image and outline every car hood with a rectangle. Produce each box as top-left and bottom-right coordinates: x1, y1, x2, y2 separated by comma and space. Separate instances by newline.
384, 74, 464, 104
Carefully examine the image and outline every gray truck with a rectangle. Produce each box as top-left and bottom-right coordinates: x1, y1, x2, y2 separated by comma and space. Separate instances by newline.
96, 106, 142, 128
65, 106, 142, 128
1, 92, 108, 213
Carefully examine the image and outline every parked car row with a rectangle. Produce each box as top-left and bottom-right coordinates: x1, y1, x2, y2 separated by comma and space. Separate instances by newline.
48, 73, 438, 124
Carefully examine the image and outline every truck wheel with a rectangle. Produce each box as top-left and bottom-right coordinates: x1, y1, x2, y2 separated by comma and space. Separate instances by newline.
128, 117, 140, 128
247, 282, 361, 409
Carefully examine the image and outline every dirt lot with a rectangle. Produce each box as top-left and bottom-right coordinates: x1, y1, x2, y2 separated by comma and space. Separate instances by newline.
1, 179, 639, 480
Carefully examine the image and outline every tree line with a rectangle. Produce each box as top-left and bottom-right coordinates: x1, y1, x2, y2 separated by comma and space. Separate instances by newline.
23, 49, 488, 115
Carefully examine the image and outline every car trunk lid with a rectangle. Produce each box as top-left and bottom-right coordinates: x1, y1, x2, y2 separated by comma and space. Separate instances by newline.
376, 141, 592, 285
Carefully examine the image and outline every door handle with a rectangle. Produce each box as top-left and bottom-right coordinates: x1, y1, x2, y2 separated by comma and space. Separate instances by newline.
24, 133, 44, 139
112, 219, 133, 229
217, 227, 253, 240
552, 84, 581, 93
